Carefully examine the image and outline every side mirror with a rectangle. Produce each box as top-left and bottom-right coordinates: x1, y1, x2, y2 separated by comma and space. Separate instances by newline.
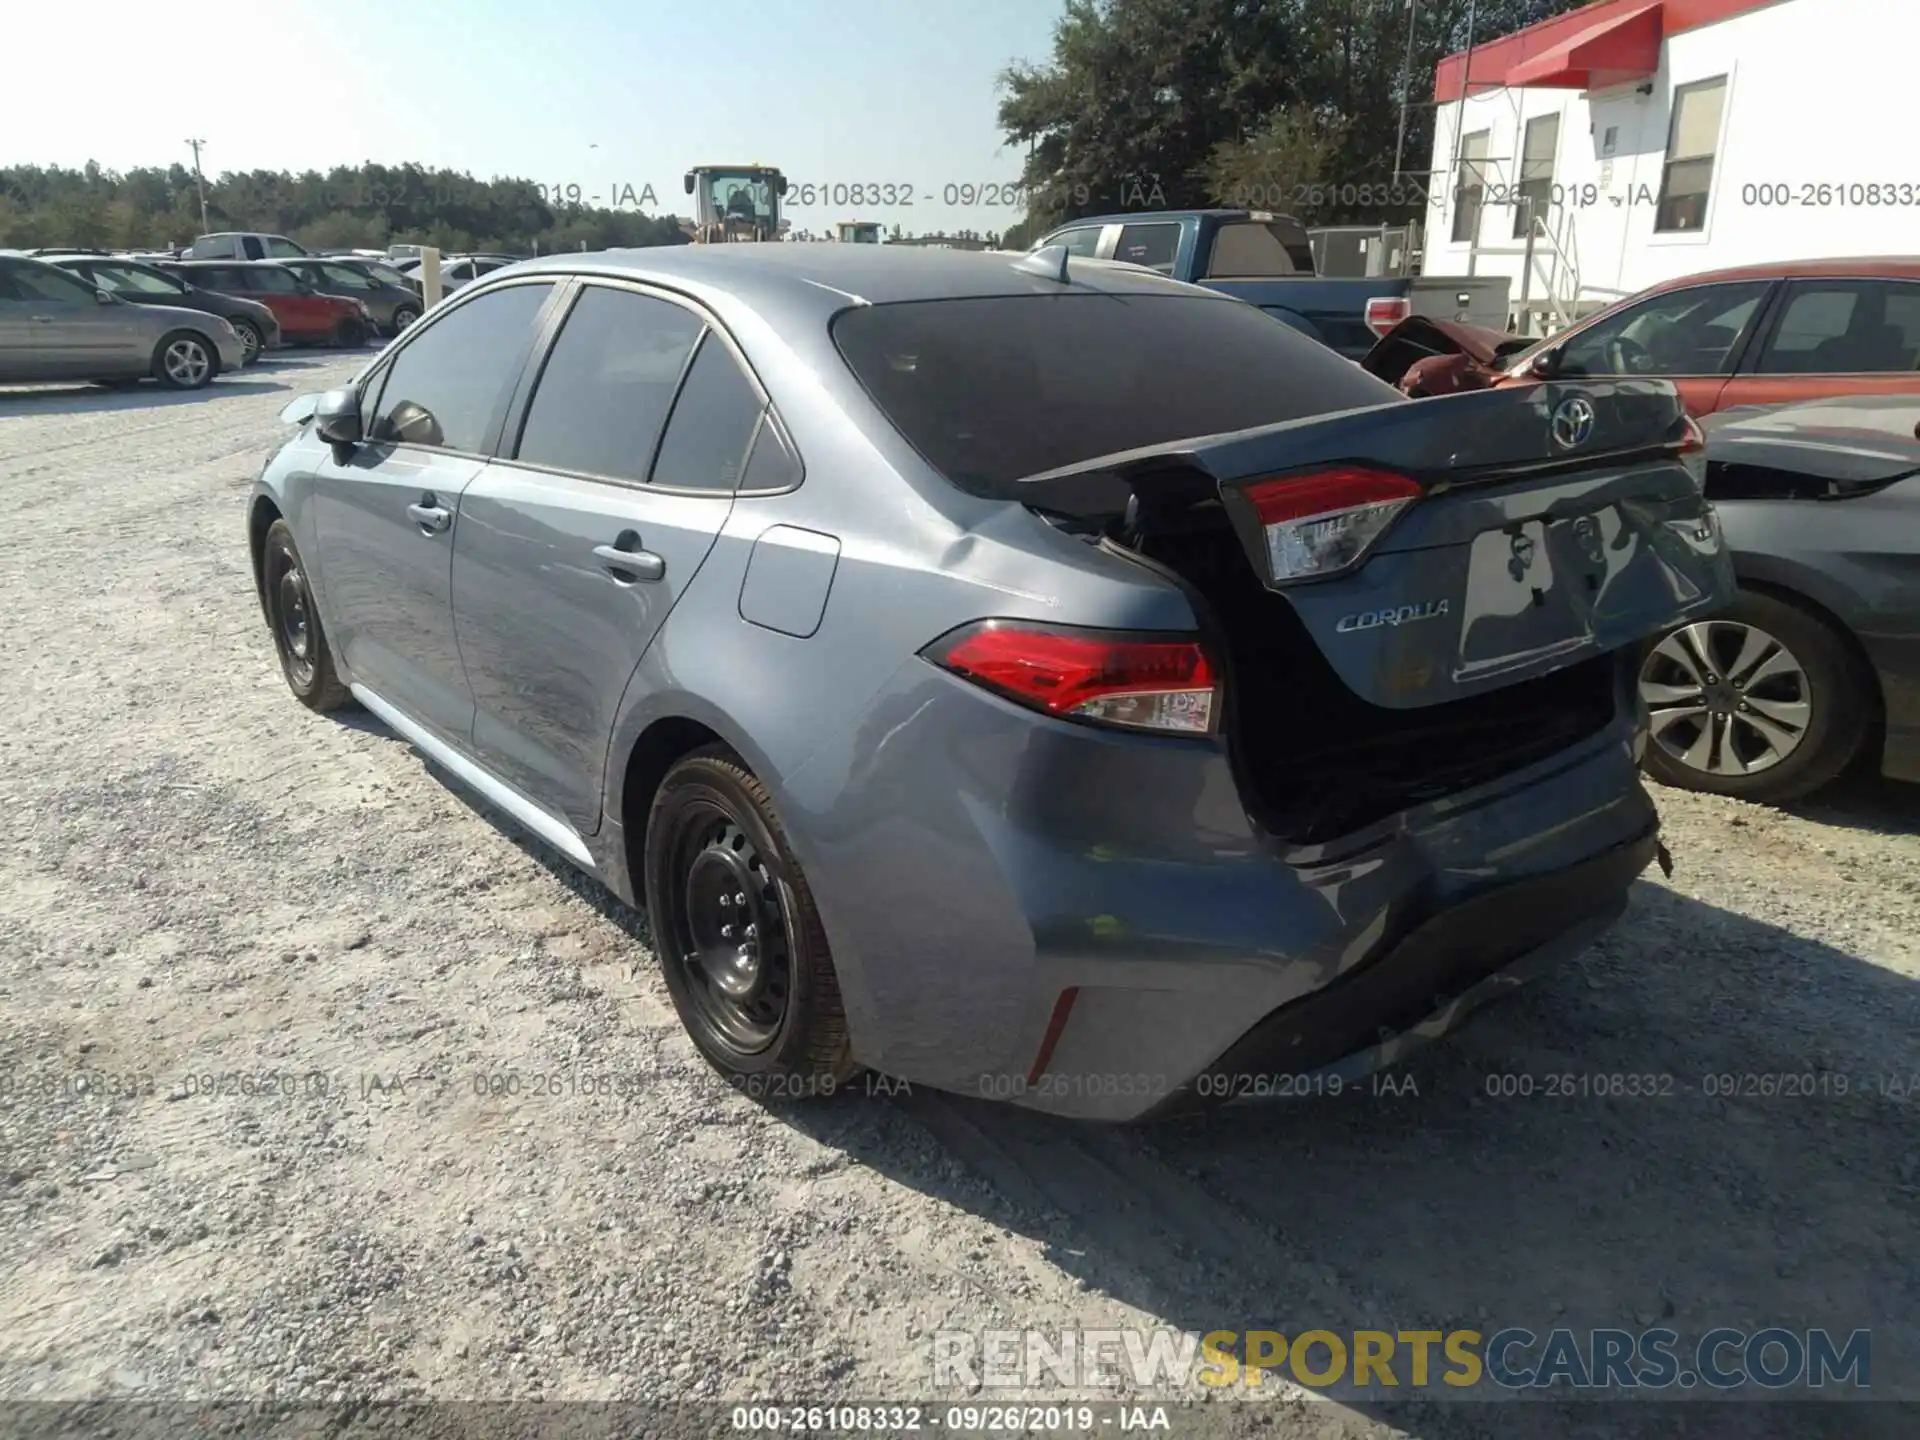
777, 176, 790, 196
1529, 346, 1562, 379
96, 289, 117, 304
313, 387, 362, 446
683, 172, 695, 195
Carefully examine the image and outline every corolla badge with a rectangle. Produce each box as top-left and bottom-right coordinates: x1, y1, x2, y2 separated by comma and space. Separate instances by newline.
1335, 599, 1451, 634
1550, 395, 1597, 449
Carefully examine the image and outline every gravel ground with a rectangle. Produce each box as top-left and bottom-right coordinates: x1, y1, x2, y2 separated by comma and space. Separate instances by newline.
0, 355, 1915, 1439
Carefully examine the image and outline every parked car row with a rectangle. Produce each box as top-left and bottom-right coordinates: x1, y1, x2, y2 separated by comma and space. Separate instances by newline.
250, 243, 1732, 1119
0, 254, 247, 389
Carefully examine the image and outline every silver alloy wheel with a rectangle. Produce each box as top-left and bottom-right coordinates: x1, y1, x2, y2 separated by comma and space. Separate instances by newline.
164, 337, 211, 387
234, 321, 260, 362
1639, 620, 1812, 777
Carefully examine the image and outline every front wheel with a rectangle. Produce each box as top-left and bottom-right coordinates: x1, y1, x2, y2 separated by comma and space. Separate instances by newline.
152, 332, 216, 390
1638, 589, 1871, 803
390, 305, 419, 334
332, 316, 367, 348
230, 318, 263, 364
644, 748, 856, 1096
260, 519, 352, 712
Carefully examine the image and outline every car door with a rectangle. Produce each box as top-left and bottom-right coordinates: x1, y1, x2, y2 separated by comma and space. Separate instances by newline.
1720, 278, 1920, 410
1542, 279, 1776, 416
245, 264, 330, 337
450, 280, 762, 833
0, 263, 40, 380
306, 278, 559, 745
3, 259, 149, 375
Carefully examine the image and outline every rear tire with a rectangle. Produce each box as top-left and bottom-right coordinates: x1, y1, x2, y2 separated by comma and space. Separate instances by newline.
260, 519, 352, 712
1638, 588, 1870, 804
152, 331, 216, 390
331, 317, 367, 348
644, 747, 856, 1097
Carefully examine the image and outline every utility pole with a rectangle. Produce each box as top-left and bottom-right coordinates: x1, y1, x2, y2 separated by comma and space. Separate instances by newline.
185, 138, 210, 233
1392, 0, 1421, 184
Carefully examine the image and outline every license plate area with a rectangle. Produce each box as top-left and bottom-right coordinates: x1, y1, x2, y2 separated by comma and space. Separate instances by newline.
1456, 503, 1635, 680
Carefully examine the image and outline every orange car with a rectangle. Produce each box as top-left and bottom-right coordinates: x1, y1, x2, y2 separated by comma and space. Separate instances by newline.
1364, 258, 1920, 418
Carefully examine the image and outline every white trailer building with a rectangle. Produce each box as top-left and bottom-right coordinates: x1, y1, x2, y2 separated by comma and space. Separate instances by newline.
1422, 0, 1917, 332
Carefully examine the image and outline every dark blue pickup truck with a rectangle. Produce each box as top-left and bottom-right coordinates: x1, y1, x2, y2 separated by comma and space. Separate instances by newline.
1030, 209, 1511, 361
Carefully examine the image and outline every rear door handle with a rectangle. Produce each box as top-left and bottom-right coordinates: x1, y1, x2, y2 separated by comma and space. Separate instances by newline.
593, 542, 665, 583
406, 500, 452, 533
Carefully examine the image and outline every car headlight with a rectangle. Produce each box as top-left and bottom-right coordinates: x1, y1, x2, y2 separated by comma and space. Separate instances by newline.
216, 317, 237, 337
356, 301, 372, 318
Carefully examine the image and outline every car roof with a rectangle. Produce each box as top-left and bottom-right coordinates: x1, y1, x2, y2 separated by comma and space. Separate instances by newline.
497, 243, 1212, 317
1641, 257, 1920, 290
172, 258, 288, 267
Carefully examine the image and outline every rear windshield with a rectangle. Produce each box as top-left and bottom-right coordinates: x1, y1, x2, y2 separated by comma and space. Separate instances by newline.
830, 293, 1398, 496
1204, 220, 1316, 277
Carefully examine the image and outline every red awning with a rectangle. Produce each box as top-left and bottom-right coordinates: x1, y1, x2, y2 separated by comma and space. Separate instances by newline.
1506, 2, 1665, 89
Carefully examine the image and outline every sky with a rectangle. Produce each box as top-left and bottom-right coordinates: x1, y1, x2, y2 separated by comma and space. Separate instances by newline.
1, 0, 1064, 235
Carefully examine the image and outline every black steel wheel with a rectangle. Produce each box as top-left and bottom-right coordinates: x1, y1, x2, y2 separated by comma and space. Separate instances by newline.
260, 519, 351, 711
645, 747, 855, 1093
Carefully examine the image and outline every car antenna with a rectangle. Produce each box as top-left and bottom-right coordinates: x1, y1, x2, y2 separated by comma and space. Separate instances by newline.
1011, 243, 1072, 284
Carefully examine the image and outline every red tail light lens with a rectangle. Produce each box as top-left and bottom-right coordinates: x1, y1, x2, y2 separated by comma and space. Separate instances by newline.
1364, 296, 1411, 337
923, 621, 1218, 736
1239, 466, 1422, 581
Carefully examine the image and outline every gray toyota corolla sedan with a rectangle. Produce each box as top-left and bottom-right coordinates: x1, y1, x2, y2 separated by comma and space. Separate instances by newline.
249, 244, 1732, 1121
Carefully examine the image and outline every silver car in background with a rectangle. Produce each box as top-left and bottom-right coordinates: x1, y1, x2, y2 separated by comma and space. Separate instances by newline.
0, 255, 245, 389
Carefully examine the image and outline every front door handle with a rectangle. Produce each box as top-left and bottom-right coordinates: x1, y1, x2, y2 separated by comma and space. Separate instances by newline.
406, 500, 452, 533
30, 315, 54, 324
593, 541, 665, 583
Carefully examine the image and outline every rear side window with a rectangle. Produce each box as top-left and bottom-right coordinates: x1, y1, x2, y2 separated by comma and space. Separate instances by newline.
514, 285, 705, 482
248, 267, 302, 293
1755, 280, 1920, 375
370, 282, 554, 452
831, 293, 1400, 496
1113, 223, 1180, 273
741, 415, 801, 491
648, 334, 764, 492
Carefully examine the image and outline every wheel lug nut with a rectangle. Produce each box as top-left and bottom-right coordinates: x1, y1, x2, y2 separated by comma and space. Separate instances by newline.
721, 924, 735, 939
743, 924, 757, 939
734, 893, 746, 906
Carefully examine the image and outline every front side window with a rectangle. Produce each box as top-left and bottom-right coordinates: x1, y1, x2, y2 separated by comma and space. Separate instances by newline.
1555, 281, 1771, 377
316, 264, 376, 291
1042, 227, 1104, 259
647, 335, 764, 492
514, 285, 705, 482
1452, 130, 1489, 244
370, 282, 554, 452
1655, 77, 1728, 233
1755, 280, 1920, 374
264, 236, 305, 257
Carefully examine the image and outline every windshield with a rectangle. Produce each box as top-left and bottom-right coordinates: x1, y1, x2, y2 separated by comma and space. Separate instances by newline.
831, 293, 1401, 497
91, 263, 187, 296
707, 173, 775, 221
316, 263, 376, 290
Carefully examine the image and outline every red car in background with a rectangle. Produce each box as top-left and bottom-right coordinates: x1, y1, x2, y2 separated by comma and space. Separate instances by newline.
158, 260, 372, 347
1365, 258, 1920, 417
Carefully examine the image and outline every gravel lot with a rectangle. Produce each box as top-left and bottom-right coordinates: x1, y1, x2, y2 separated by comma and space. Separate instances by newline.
1, 355, 1915, 1438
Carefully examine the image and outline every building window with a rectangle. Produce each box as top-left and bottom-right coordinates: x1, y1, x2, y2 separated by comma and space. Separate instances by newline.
1452, 130, 1489, 244
1655, 77, 1728, 234
1512, 113, 1561, 239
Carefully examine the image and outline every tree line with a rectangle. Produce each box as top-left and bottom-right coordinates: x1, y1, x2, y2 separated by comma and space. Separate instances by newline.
0, 161, 689, 253
996, 0, 1590, 246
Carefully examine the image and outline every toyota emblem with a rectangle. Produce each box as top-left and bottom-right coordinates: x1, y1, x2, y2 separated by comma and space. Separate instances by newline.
1551, 395, 1597, 449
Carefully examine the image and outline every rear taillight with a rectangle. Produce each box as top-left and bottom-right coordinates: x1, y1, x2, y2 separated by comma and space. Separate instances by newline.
1364, 296, 1411, 337
922, 621, 1218, 736
1239, 466, 1422, 582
